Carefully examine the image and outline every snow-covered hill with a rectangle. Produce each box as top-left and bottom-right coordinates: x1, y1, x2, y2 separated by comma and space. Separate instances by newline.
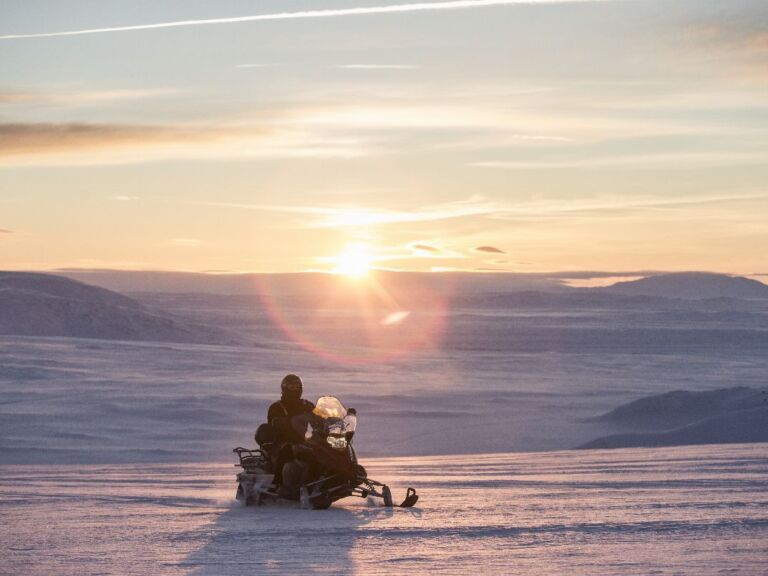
580, 406, 768, 449
0, 272, 230, 344
579, 386, 768, 449
601, 272, 768, 300
588, 386, 768, 429
2, 445, 766, 575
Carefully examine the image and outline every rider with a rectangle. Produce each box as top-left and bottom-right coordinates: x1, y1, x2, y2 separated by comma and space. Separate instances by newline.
264, 374, 315, 487
268, 374, 315, 438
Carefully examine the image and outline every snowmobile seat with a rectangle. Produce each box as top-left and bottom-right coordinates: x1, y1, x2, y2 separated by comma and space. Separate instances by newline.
255, 423, 278, 453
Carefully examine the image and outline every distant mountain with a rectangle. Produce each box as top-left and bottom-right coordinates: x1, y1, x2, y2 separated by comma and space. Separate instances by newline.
579, 386, 768, 449
579, 407, 768, 449
587, 386, 767, 430
58, 269, 568, 296
0, 272, 231, 344
601, 272, 768, 300
59, 269, 768, 306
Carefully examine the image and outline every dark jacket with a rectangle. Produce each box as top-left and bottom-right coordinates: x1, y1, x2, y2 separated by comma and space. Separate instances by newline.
268, 397, 315, 443
268, 398, 315, 424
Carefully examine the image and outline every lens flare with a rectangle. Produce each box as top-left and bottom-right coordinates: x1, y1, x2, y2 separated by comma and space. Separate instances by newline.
381, 310, 410, 325
254, 271, 452, 365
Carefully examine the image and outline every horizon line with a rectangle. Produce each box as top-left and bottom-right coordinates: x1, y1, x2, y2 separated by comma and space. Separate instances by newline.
1, 267, 760, 279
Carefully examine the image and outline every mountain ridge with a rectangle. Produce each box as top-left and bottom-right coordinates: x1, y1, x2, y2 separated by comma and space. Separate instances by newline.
0, 272, 231, 344
599, 272, 768, 300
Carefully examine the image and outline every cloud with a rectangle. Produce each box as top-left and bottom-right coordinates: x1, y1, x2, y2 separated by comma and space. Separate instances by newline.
294, 102, 697, 146
235, 63, 280, 69
197, 192, 768, 230
198, 196, 497, 227
0, 122, 211, 152
0, 87, 177, 106
411, 243, 440, 253
487, 193, 768, 223
0, 90, 41, 104
337, 64, 421, 70
0, 229, 14, 234
471, 152, 768, 170
474, 245, 505, 254
681, 23, 768, 83
686, 25, 768, 58
0, 121, 366, 166
0, 0, 616, 40
115, 196, 140, 201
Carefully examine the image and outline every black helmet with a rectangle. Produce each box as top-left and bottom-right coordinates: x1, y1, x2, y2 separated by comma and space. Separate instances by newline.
281, 374, 303, 400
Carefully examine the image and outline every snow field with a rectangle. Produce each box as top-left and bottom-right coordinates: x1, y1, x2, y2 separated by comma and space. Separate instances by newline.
2, 444, 766, 575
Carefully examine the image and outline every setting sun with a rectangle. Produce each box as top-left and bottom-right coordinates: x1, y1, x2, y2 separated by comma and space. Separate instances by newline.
332, 244, 373, 277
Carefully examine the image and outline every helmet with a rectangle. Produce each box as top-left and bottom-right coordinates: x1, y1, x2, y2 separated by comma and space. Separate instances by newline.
280, 374, 303, 400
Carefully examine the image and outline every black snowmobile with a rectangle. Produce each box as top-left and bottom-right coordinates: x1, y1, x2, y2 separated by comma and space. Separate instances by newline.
233, 396, 418, 510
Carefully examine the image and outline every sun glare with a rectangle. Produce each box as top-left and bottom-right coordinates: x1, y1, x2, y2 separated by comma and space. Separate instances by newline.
332, 244, 373, 277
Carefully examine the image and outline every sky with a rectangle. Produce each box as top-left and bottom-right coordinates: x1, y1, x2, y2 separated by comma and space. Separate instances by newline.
1, 0, 767, 275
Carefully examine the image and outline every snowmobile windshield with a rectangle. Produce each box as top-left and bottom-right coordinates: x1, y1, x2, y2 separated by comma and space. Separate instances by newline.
313, 396, 347, 420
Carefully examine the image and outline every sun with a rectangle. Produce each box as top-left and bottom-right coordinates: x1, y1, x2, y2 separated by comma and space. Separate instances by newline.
332, 244, 373, 277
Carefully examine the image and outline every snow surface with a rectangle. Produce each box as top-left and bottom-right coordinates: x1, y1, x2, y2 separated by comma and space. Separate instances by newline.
2, 277, 768, 573
2, 333, 768, 464
2, 444, 767, 575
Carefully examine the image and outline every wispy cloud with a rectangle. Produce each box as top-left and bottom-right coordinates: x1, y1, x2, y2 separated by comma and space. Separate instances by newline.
235, 63, 281, 69
0, 229, 14, 234
198, 196, 497, 227
410, 243, 440, 252
678, 21, 768, 84
487, 193, 768, 222
0, 122, 237, 165
0, 0, 615, 40
294, 103, 698, 144
0, 121, 367, 166
474, 245, 505, 254
0, 87, 177, 106
0, 89, 46, 103
337, 64, 421, 70
199, 192, 768, 229
471, 152, 768, 170
406, 243, 466, 259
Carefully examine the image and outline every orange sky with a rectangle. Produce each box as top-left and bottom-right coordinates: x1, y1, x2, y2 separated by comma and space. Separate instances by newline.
1, 0, 767, 275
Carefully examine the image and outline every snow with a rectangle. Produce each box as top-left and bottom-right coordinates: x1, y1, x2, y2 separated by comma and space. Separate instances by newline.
2, 272, 768, 573
0, 274, 227, 344
2, 333, 768, 464
2, 444, 767, 575
581, 387, 768, 449
602, 272, 768, 300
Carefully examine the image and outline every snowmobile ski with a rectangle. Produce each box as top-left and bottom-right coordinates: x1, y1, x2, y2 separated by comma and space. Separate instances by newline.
399, 487, 419, 508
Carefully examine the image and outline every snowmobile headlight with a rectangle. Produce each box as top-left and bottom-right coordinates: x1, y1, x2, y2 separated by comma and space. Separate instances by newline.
327, 435, 347, 450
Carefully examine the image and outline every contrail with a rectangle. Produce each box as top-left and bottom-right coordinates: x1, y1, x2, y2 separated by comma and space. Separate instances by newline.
0, 0, 610, 40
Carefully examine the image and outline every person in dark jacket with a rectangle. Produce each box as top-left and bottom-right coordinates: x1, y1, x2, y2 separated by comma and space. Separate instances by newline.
264, 374, 315, 487
268, 374, 315, 438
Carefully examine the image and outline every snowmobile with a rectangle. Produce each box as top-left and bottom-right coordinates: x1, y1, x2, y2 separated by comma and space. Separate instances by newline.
233, 395, 419, 510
